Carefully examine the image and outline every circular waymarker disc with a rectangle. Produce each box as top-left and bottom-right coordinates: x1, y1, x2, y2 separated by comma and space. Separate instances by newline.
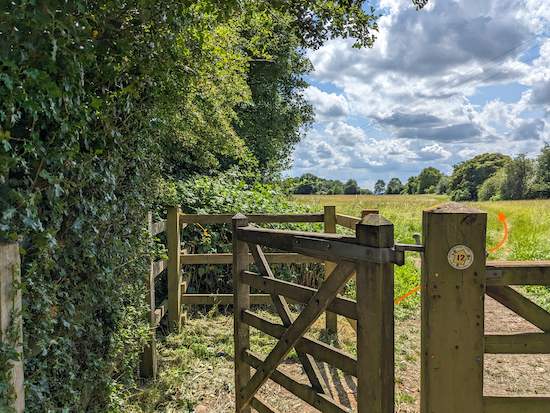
447, 245, 474, 270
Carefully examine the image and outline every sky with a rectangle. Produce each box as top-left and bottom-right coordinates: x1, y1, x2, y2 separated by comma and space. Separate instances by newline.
289, 0, 550, 191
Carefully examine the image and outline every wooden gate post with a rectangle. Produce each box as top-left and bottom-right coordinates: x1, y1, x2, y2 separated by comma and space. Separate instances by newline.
0, 242, 24, 412
140, 212, 157, 378
355, 214, 394, 413
167, 206, 182, 332
232, 214, 251, 413
324, 205, 338, 334
421, 202, 487, 413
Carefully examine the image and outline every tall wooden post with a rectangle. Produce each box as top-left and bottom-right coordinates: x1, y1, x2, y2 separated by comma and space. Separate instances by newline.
167, 206, 182, 332
355, 214, 394, 413
233, 214, 251, 413
140, 212, 157, 378
0, 242, 24, 412
421, 202, 486, 413
324, 205, 338, 334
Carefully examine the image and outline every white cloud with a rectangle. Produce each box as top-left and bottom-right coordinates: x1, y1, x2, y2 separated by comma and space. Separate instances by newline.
291, 0, 550, 185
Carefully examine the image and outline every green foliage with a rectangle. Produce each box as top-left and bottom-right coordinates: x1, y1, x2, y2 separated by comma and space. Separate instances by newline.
385, 177, 404, 194
332, 183, 344, 194
343, 179, 360, 194
500, 154, 534, 200
528, 143, 550, 199
416, 167, 442, 194
448, 153, 510, 201
374, 179, 385, 194
478, 170, 504, 201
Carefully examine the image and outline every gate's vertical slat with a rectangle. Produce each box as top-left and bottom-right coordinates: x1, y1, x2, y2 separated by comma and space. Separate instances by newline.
140, 212, 157, 378
167, 206, 182, 332
421, 202, 487, 413
324, 205, 338, 335
233, 214, 251, 413
355, 214, 395, 413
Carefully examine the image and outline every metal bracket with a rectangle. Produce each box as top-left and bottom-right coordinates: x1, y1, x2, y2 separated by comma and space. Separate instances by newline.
485, 269, 503, 279
293, 236, 404, 265
395, 243, 425, 253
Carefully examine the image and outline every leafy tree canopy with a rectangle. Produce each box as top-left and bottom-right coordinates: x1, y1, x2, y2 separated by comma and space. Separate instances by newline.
448, 153, 511, 201
374, 179, 385, 194
385, 177, 403, 194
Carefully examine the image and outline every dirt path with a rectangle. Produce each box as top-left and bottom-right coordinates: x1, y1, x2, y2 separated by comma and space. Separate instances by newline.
192, 290, 550, 413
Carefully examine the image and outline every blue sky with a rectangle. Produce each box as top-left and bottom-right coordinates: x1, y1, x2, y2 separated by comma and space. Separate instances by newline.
289, 0, 550, 191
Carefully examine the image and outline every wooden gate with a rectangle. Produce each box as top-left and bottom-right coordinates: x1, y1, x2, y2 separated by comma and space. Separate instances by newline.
232, 212, 408, 412
233, 202, 550, 413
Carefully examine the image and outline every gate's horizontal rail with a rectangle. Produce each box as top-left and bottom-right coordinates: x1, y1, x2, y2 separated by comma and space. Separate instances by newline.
237, 227, 355, 262
249, 397, 276, 413
180, 213, 324, 224
243, 350, 351, 413
484, 332, 550, 353
242, 271, 357, 320
486, 261, 550, 285
180, 252, 320, 265
242, 310, 357, 377
152, 258, 168, 279
484, 396, 550, 412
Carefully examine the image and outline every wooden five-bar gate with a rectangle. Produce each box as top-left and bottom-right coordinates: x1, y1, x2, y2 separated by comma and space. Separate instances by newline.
141, 201, 550, 413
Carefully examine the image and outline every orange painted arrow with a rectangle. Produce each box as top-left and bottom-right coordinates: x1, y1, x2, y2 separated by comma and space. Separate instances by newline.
489, 212, 508, 252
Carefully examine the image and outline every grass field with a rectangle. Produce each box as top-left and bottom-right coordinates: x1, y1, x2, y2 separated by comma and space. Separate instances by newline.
125, 195, 550, 412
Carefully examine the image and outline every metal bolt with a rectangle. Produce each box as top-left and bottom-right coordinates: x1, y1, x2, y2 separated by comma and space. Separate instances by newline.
365, 250, 372, 258
326, 244, 332, 250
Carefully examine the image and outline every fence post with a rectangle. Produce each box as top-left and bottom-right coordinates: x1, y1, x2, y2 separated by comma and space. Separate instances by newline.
0, 241, 24, 412
232, 214, 251, 413
324, 205, 338, 335
140, 212, 157, 378
355, 214, 394, 413
421, 202, 486, 413
167, 206, 182, 332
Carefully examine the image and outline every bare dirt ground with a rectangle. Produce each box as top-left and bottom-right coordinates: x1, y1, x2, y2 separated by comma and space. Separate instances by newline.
189, 289, 550, 413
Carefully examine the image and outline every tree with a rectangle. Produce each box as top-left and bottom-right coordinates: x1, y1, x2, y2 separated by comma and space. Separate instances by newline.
417, 167, 442, 194
402, 176, 418, 194
344, 179, 360, 194
530, 143, 550, 198
374, 179, 386, 194
385, 177, 403, 194
500, 154, 534, 200
448, 153, 511, 201
332, 183, 344, 194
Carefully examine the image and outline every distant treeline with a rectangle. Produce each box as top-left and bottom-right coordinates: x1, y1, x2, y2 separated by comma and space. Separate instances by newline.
292, 143, 550, 201
290, 173, 373, 195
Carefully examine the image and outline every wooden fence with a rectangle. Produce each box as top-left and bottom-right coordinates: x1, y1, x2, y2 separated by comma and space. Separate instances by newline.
140, 205, 375, 378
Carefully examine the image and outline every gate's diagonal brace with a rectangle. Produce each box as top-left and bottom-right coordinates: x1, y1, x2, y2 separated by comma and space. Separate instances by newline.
239, 260, 357, 410
248, 243, 330, 395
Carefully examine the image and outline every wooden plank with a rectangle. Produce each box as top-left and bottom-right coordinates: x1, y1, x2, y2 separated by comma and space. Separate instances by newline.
242, 310, 357, 377
179, 213, 324, 224
484, 333, 550, 353
233, 214, 251, 413
335, 213, 361, 230
486, 261, 550, 285
152, 258, 168, 278
249, 397, 278, 413
486, 286, 550, 331
355, 214, 394, 413
0, 242, 24, 412
167, 206, 182, 332
325, 206, 338, 335
154, 299, 168, 326
236, 226, 356, 263
421, 202, 487, 413
180, 253, 320, 265
239, 260, 356, 409
484, 396, 550, 412
150, 219, 167, 237
248, 243, 329, 396
243, 350, 351, 413
241, 271, 357, 320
